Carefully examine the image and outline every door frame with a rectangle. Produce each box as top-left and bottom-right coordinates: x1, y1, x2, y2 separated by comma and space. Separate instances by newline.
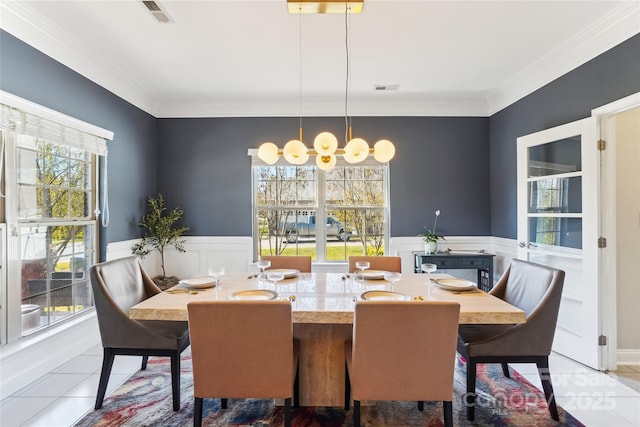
592, 92, 640, 371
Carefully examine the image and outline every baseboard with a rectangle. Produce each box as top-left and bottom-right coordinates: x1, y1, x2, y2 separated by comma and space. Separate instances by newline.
617, 349, 640, 366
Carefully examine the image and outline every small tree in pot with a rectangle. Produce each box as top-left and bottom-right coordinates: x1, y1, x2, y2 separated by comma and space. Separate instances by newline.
132, 194, 189, 290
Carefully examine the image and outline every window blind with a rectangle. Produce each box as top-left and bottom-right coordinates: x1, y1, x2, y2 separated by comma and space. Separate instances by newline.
0, 91, 114, 226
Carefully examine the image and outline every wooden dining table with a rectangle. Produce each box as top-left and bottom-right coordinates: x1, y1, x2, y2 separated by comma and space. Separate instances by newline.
129, 271, 525, 407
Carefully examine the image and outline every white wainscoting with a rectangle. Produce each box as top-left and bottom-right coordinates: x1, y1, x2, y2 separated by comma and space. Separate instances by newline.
108, 235, 518, 280
107, 236, 254, 277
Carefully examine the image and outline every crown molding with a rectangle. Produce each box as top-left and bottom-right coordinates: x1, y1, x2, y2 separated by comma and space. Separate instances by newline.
0, 1, 159, 115
487, 2, 640, 115
2, 1, 637, 119
153, 93, 490, 118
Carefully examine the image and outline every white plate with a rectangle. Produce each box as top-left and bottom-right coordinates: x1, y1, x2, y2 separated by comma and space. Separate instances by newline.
361, 290, 408, 301
356, 270, 387, 280
230, 289, 278, 300
268, 269, 299, 279
179, 277, 217, 289
432, 278, 477, 291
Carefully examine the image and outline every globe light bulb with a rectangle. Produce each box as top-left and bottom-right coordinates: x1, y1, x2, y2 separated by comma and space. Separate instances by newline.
316, 153, 337, 170
373, 139, 395, 162
283, 139, 309, 165
257, 142, 280, 165
313, 132, 338, 156
343, 138, 369, 163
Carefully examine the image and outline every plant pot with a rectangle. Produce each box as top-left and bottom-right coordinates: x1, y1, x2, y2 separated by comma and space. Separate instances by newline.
424, 241, 437, 254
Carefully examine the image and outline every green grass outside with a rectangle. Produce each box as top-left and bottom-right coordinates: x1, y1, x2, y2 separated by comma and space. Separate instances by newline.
260, 244, 382, 260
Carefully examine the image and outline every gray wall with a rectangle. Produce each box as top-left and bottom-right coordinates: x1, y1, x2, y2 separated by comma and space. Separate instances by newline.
2, 28, 639, 247
157, 116, 490, 237
0, 30, 158, 259
489, 33, 640, 239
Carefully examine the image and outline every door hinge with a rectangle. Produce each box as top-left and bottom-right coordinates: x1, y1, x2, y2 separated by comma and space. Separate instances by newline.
597, 139, 606, 151
598, 335, 607, 346
598, 237, 607, 248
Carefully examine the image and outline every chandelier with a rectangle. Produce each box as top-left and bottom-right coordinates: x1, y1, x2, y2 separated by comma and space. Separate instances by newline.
257, 0, 395, 171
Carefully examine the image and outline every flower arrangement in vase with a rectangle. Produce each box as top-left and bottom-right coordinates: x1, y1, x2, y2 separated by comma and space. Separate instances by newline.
419, 210, 445, 254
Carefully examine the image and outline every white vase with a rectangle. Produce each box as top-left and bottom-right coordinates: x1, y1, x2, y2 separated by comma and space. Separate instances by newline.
424, 241, 437, 254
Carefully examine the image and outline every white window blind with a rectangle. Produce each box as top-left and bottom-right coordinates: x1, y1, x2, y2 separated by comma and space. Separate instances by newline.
0, 91, 114, 226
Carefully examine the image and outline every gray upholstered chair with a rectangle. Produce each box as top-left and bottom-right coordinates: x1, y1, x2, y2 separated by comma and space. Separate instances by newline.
347, 256, 402, 273
187, 300, 299, 427
457, 258, 565, 421
260, 255, 312, 273
90, 256, 190, 411
344, 301, 460, 427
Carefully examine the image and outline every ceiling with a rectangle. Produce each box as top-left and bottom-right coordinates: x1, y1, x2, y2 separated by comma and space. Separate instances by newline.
1, 1, 639, 118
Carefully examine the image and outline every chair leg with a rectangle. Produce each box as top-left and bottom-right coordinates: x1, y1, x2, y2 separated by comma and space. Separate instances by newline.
141, 355, 149, 370
443, 401, 453, 427
193, 397, 203, 427
95, 348, 115, 409
466, 359, 477, 421
501, 362, 510, 378
344, 362, 351, 411
284, 397, 292, 427
221, 398, 228, 409
536, 357, 559, 421
170, 351, 181, 411
417, 401, 424, 411
293, 363, 300, 408
353, 400, 361, 427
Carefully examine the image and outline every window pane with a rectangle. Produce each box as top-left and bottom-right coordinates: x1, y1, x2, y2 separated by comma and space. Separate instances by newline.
528, 176, 582, 213
528, 217, 582, 249
528, 136, 581, 177
17, 148, 38, 185
19, 223, 95, 335
257, 209, 317, 259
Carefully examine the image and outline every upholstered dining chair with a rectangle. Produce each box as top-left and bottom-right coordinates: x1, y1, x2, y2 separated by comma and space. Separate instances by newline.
344, 301, 461, 427
260, 255, 312, 273
90, 256, 190, 411
347, 256, 401, 273
187, 300, 300, 427
457, 258, 565, 421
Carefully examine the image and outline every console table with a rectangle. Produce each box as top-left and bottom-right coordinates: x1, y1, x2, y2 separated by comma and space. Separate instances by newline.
413, 251, 495, 292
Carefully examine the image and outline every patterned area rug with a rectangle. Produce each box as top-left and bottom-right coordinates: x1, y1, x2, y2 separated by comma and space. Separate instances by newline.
75, 349, 584, 426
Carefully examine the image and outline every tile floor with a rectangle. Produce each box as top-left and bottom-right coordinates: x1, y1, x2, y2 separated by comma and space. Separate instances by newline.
1, 345, 638, 427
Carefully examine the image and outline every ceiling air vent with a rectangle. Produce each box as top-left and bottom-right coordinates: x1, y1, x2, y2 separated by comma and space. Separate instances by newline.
374, 85, 400, 91
142, 1, 173, 23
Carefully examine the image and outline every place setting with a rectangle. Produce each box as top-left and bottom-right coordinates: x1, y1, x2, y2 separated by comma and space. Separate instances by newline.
420, 262, 482, 294
166, 267, 225, 294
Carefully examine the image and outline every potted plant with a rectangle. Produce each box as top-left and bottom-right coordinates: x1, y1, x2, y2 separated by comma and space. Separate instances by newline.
419, 210, 444, 254
132, 194, 189, 290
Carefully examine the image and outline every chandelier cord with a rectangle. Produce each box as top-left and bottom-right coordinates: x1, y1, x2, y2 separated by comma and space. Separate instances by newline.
344, 3, 350, 145
299, 8, 303, 135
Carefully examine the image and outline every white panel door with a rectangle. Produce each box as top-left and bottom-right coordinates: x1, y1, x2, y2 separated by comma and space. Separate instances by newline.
517, 117, 600, 369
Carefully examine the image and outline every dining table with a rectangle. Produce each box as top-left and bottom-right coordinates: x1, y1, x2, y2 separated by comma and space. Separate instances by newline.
129, 271, 526, 407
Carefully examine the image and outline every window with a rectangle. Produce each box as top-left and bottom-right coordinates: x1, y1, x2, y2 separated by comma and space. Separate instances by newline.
1, 93, 112, 342
16, 136, 96, 333
253, 159, 389, 262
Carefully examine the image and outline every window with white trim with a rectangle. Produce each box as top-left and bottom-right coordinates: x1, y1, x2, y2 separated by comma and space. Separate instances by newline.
252, 156, 390, 262
1, 92, 112, 342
